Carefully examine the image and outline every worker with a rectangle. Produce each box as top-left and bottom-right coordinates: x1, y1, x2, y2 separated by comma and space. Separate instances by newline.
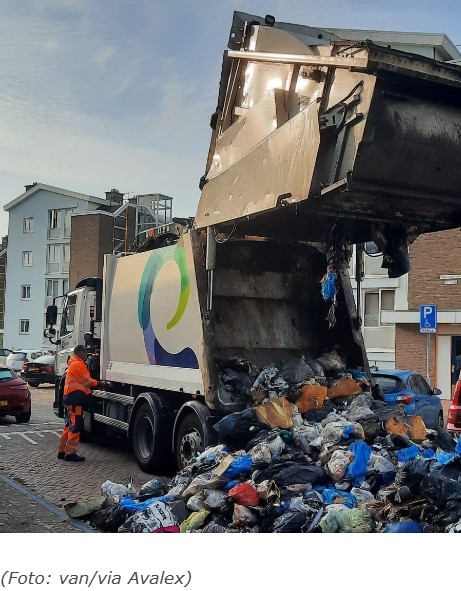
57, 344, 98, 462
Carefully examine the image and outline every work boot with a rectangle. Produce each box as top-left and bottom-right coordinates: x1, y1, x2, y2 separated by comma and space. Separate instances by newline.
57, 452, 65, 459
64, 453, 85, 462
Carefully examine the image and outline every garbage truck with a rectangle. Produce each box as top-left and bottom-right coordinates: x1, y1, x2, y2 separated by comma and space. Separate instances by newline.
45, 11, 461, 472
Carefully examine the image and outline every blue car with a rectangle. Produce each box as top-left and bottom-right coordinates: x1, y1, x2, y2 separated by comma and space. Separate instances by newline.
371, 369, 444, 430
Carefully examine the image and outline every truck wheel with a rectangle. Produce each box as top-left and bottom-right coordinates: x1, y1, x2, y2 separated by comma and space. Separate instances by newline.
132, 399, 168, 472
175, 413, 206, 470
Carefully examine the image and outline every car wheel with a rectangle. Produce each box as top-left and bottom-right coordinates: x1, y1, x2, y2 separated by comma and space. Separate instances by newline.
27, 382, 39, 388
437, 412, 445, 429
16, 410, 31, 424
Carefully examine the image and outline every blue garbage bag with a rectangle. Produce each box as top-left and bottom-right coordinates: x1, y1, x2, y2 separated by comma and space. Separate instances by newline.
434, 450, 456, 466
343, 425, 353, 439
322, 488, 357, 509
119, 496, 170, 512
456, 438, 461, 455
422, 448, 436, 459
385, 521, 423, 533
222, 455, 253, 478
223, 480, 240, 491
321, 271, 337, 302
396, 445, 421, 463
346, 440, 372, 486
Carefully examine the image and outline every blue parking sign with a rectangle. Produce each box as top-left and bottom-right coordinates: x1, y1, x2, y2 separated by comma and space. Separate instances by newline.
420, 304, 437, 333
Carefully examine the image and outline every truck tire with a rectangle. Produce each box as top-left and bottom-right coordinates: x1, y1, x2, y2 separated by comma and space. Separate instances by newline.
132, 398, 169, 473
175, 412, 206, 471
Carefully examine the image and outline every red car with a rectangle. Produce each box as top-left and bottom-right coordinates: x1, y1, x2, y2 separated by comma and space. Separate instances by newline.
0, 364, 31, 423
447, 375, 461, 432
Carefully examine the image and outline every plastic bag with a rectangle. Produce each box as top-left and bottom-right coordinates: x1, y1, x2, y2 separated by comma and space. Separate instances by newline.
396, 445, 421, 463
183, 472, 224, 497
222, 455, 253, 479
201, 521, 239, 533
320, 421, 349, 446
350, 487, 376, 505
214, 409, 264, 447
272, 511, 307, 532
180, 510, 210, 533
346, 440, 372, 486
232, 504, 257, 526
278, 358, 314, 384
119, 501, 179, 533
202, 489, 228, 510
249, 434, 284, 464
322, 488, 357, 509
317, 350, 346, 372
326, 449, 353, 481
137, 478, 169, 501
100, 480, 131, 498
90, 505, 127, 532
396, 458, 431, 492
320, 507, 374, 533
385, 521, 423, 533
273, 464, 326, 487
434, 427, 456, 453
186, 493, 207, 512
320, 272, 337, 303
346, 394, 375, 422
228, 482, 260, 506
193, 444, 228, 464
168, 475, 193, 498
420, 470, 461, 508
119, 496, 169, 512
435, 450, 457, 466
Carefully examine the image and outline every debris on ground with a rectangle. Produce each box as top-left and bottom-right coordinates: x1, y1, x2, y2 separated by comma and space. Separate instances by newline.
73, 351, 461, 533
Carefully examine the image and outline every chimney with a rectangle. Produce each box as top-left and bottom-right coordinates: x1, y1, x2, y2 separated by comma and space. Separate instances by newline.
24, 182, 37, 192
105, 188, 124, 204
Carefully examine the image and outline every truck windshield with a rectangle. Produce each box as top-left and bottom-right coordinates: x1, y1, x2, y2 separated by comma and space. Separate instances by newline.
60, 294, 77, 337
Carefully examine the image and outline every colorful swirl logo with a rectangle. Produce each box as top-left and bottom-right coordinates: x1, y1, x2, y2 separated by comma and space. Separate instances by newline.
138, 245, 199, 369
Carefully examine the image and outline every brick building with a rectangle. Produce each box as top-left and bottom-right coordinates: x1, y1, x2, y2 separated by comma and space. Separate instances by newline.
383, 228, 461, 400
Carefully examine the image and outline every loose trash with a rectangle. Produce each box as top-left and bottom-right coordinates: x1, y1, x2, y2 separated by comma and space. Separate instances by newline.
68, 348, 461, 533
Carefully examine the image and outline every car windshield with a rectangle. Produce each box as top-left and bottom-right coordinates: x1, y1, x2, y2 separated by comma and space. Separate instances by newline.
0, 368, 14, 382
373, 375, 405, 394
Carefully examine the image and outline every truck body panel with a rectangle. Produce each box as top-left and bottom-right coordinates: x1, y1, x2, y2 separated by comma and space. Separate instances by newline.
101, 234, 205, 396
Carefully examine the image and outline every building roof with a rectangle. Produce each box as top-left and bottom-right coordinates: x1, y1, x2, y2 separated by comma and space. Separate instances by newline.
3, 183, 108, 212
323, 28, 461, 61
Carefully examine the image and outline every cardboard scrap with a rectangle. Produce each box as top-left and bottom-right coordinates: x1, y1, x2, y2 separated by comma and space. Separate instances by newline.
385, 415, 427, 443
295, 385, 328, 413
327, 376, 362, 399
255, 397, 294, 429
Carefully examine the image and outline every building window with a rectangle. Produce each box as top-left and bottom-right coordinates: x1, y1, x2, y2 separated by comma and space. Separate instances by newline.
48, 208, 73, 239
21, 285, 31, 300
23, 217, 33, 233
22, 251, 32, 266
19, 319, 30, 334
63, 243, 70, 273
364, 289, 395, 327
46, 244, 61, 273
45, 279, 68, 306
64, 210, 72, 238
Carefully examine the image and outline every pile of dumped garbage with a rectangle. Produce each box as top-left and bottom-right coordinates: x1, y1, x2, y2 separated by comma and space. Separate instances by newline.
69, 351, 461, 533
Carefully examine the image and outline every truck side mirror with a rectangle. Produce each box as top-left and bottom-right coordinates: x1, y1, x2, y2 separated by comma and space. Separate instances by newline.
432, 388, 442, 396
46, 305, 58, 326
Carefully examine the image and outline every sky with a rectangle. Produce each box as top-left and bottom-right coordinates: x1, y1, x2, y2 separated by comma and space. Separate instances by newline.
0, 0, 460, 236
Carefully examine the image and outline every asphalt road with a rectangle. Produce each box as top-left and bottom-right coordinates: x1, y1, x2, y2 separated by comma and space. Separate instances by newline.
0, 385, 155, 511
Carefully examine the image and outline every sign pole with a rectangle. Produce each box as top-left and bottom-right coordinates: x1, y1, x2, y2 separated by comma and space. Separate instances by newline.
426, 333, 430, 385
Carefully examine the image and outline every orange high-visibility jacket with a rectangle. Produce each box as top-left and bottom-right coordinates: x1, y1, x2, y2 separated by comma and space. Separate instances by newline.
64, 355, 97, 396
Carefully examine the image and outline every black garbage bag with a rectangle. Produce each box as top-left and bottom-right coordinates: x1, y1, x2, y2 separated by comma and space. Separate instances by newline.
137, 477, 169, 501
360, 417, 383, 442
420, 469, 461, 509
253, 460, 313, 484
201, 520, 240, 533
397, 459, 431, 493
168, 500, 190, 526
433, 427, 457, 453
278, 358, 314, 384
214, 409, 264, 448
90, 505, 127, 532
272, 511, 307, 533
273, 465, 327, 488
303, 400, 336, 422
433, 500, 461, 529
439, 458, 461, 481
